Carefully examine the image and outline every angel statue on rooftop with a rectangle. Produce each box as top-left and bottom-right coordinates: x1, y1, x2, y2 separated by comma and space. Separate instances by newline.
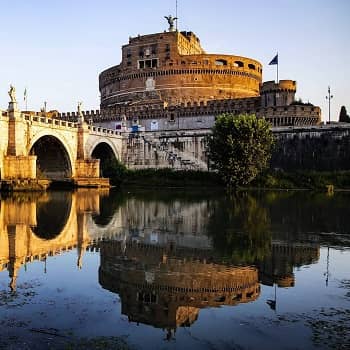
164, 15, 177, 32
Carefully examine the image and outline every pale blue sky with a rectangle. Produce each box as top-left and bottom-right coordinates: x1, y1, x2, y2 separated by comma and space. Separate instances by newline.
1, 0, 349, 122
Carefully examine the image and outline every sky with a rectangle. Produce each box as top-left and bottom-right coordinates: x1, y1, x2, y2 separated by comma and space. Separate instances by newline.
0, 0, 349, 122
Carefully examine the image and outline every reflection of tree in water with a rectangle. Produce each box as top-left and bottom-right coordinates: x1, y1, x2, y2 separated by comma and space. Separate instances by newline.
208, 192, 271, 264
263, 191, 350, 235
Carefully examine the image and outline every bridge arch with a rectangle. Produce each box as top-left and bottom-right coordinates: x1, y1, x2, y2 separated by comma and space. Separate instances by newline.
29, 132, 74, 179
31, 192, 72, 239
88, 139, 120, 177
87, 138, 120, 161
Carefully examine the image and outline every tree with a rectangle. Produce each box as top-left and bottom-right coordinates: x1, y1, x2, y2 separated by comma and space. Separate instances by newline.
207, 192, 271, 264
339, 106, 350, 123
208, 113, 274, 189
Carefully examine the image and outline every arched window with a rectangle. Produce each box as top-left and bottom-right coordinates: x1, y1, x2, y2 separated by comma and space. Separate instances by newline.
234, 61, 244, 68
215, 59, 227, 66
248, 63, 256, 70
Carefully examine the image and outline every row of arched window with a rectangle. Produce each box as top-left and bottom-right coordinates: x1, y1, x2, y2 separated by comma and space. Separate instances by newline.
112, 68, 261, 83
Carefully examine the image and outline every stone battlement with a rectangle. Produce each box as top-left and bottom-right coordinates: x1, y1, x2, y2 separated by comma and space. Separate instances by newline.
92, 96, 321, 127
261, 80, 296, 93
57, 109, 101, 121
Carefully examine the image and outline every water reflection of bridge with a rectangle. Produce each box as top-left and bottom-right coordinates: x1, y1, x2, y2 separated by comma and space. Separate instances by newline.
0, 190, 321, 334
0, 189, 123, 290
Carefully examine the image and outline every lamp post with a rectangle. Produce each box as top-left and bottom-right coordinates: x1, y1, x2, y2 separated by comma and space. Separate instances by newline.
325, 86, 333, 124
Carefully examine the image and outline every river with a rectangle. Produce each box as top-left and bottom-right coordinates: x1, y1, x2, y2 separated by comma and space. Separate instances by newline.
0, 188, 349, 349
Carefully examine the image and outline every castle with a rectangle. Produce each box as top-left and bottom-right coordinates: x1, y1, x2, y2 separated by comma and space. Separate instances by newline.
49, 19, 350, 173
92, 19, 321, 131
4, 19, 349, 177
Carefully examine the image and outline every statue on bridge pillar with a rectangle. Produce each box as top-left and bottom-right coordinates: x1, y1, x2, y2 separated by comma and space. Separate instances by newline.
8, 85, 18, 111
77, 101, 84, 124
8, 85, 17, 102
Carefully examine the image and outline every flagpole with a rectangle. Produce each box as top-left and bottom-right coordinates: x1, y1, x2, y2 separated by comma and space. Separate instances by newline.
277, 52, 279, 83
176, 0, 178, 31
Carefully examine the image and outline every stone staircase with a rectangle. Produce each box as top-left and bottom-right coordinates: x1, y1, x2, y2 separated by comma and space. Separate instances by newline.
121, 133, 208, 170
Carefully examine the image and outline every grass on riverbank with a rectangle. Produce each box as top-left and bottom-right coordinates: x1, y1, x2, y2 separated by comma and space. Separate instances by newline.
106, 161, 350, 190
122, 168, 223, 187
252, 170, 350, 190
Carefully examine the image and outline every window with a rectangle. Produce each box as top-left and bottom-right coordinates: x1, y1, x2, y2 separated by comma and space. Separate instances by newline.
138, 59, 158, 69
139, 47, 144, 57
151, 44, 157, 55
248, 63, 256, 70
152, 59, 158, 67
215, 59, 227, 66
234, 60, 244, 68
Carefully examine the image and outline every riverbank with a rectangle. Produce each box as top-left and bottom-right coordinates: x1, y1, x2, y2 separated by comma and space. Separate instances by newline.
122, 168, 223, 188
113, 168, 350, 191
251, 170, 350, 191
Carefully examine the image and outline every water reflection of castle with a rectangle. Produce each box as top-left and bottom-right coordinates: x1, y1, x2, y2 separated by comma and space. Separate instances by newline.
99, 240, 260, 332
0, 190, 320, 334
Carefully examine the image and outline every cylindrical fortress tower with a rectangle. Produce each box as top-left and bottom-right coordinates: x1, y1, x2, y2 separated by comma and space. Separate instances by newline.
99, 30, 262, 113
260, 80, 297, 107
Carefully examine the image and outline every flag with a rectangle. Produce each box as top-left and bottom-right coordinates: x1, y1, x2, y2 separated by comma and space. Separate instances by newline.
269, 54, 278, 65
24, 88, 27, 101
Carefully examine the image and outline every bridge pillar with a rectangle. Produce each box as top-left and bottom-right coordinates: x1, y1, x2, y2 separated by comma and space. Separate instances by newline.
7, 103, 18, 156
73, 112, 109, 187
1, 102, 42, 189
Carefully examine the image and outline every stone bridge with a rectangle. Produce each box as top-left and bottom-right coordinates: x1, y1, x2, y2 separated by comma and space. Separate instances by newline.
0, 101, 123, 189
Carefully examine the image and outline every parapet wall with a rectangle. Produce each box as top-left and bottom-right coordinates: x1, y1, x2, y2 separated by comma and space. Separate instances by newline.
120, 124, 350, 172
90, 96, 321, 128
57, 110, 101, 121
271, 124, 350, 171
261, 80, 296, 93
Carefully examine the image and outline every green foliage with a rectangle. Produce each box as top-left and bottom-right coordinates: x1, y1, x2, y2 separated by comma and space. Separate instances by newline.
124, 168, 222, 187
252, 169, 350, 190
339, 106, 350, 123
101, 159, 127, 186
291, 98, 313, 106
208, 113, 274, 189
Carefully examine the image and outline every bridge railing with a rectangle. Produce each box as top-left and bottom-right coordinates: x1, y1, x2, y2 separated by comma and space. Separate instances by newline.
20, 113, 122, 136
88, 125, 122, 136
23, 113, 78, 129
